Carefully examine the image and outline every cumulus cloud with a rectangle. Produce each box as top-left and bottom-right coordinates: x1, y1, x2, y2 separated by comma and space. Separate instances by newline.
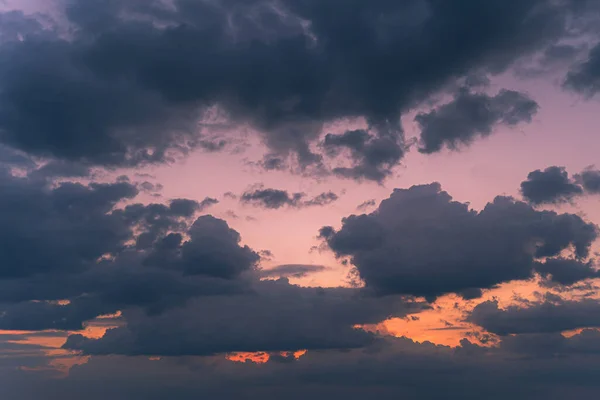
520, 165, 600, 204
520, 166, 583, 204
0, 166, 261, 331
320, 183, 597, 299
416, 88, 539, 154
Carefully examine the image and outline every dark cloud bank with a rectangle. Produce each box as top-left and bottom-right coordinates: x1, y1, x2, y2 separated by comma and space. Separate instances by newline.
2, 160, 600, 398
0, 0, 598, 180
1, 1, 600, 399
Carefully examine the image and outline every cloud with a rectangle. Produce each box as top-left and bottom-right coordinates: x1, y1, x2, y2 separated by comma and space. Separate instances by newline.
0, 1, 595, 175
198, 197, 219, 211
241, 188, 305, 209
564, 42, 600, 97
64, 278, 425, 356
520, 166, 584, 204
0, 170, 139, 278
301, 191, 339, 207
320, 183, 597, 299
322, 124, 405, 182
241, 186, 339, 209
469, 296, 600, 335
499, 329, 600, 359
574, 166, 600, 194
534, 257, 600, 286
356, 199, 376, 211
260, 264, 327, 278
0, 166, 262, 330
519, 166, 600, 204
8, 332, 600, 400
416, 88, 539, 154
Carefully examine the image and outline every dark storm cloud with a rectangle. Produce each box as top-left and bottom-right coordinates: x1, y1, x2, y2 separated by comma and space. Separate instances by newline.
416, 88, 539, 154
0, 0, 595, 176
320, 183, 597, 299
520, 166, 584, 204
241, 187, 339, 209
468, 296, 600, 335
64, 278, 426, 356
260, 264, 327, 278
564, 42, 600, 97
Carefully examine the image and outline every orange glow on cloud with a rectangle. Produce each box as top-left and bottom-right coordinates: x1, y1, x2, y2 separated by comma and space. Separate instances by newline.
226, 350, 307, 363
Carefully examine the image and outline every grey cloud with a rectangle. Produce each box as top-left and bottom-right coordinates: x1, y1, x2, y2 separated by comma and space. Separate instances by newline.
320, 183, 597, 299
534, 257, 600, 286
177, 215, 260, 278
168, 198, 200, 217
574, 167, 600, 193
0, 166, 261, 330
198, 196, 219, 211
139, 181, 163, 193
499, 329, 600, 357
0, 170, 138, 278
241, 186, 339, 209
241, 187, 305, 209
469, 297, 600, 335
519, 166, 600, 204
417, 88, 539, 154
322, 123, 405, 182
0, 297, 108, 331
356, 199, 376, 211
0, 145, 36, 168
10, 333, 600, 400
520, 166, 584, 204
64, 278, 425, 356
302, 191, 339, 207
260, 264, 327, 278
564, 42, 600, 97
0, 0, 595, 177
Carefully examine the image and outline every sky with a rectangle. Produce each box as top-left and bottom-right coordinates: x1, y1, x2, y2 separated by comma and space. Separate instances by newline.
1, 0, 600, 399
